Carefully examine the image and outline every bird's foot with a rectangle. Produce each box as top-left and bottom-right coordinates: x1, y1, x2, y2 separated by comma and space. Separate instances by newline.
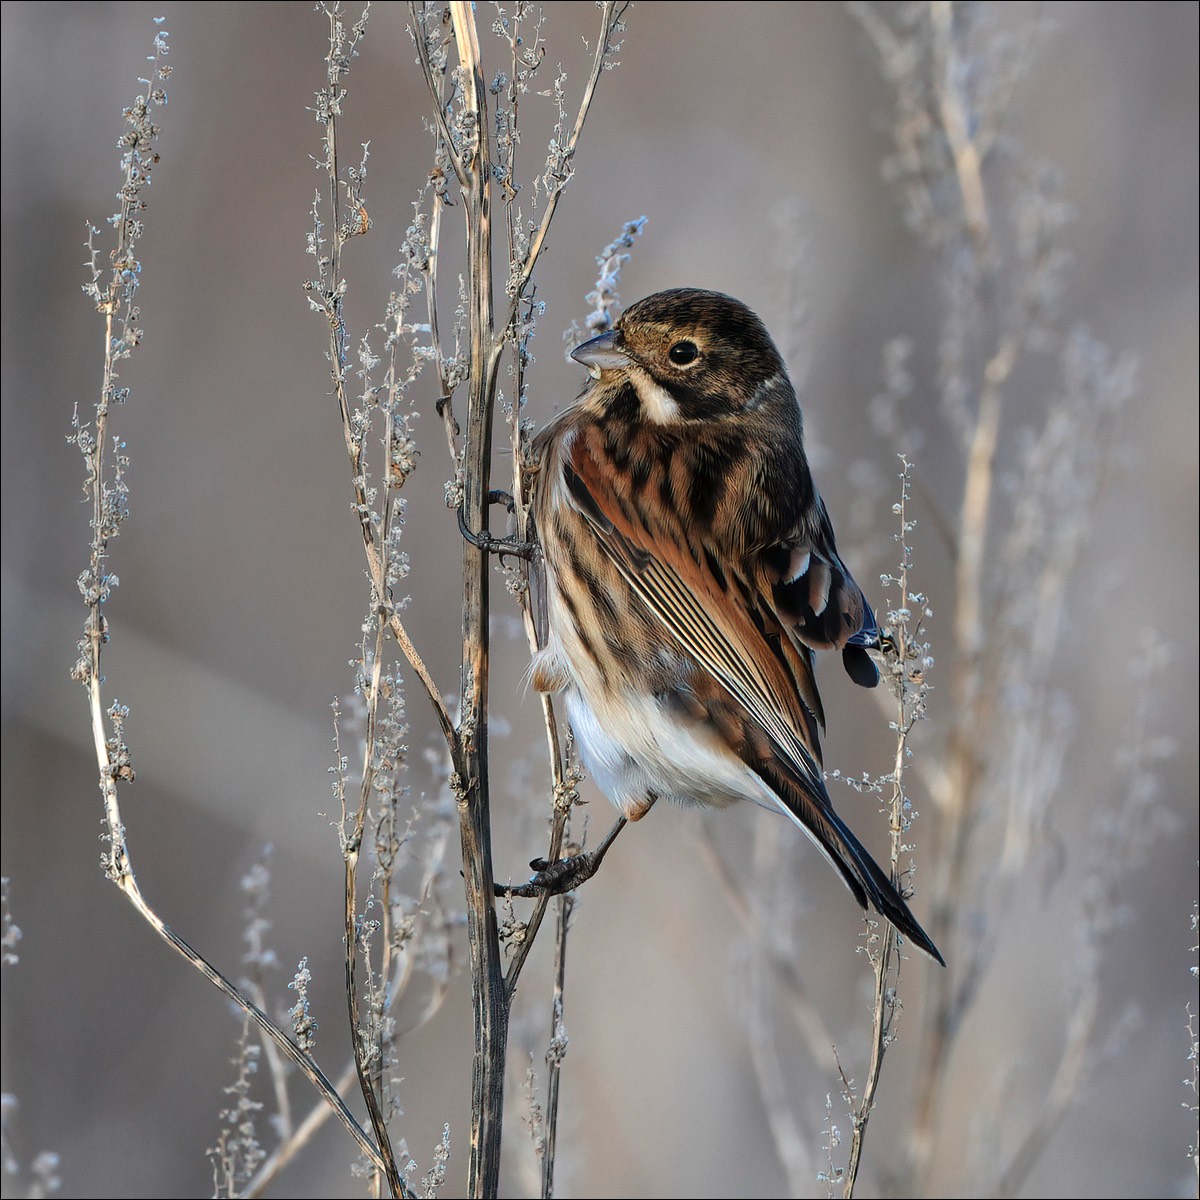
457, 505, 536, 563
495, 816, 630, 898
494, 848, 606, 899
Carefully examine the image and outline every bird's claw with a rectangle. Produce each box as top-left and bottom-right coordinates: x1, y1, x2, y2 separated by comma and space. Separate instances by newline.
457, 506, 536, 563
494, 850, 605, 899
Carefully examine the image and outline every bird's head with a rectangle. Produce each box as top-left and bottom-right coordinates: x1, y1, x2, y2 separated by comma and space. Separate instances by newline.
571, 289, 792, 425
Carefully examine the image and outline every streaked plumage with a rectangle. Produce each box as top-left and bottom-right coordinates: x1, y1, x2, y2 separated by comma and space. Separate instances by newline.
529, 288, 941, 963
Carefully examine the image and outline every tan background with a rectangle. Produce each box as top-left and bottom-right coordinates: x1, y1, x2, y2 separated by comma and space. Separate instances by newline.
2, 2, 1197, 1197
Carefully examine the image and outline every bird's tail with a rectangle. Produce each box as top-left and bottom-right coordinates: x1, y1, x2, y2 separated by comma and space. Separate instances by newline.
831, 809, 943, 964
776, 787, 944, 965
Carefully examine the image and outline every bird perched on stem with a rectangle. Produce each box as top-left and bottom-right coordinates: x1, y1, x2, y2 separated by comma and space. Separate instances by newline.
523, 288, 941, 964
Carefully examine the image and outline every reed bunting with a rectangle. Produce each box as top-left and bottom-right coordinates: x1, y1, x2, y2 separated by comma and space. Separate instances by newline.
525, 288, 941, 963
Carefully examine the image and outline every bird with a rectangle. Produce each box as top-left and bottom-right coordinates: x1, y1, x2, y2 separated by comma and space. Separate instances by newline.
522, 287, 942, 964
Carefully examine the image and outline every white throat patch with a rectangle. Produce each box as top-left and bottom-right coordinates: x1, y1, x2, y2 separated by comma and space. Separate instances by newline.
632, 370, 681, 424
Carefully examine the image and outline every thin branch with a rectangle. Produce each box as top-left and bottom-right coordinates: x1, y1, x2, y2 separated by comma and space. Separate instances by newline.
424, 188, 462, 461
844, 459, 927, 1197
245, 859, 455, 1200
73, 22, 394, 1187
446, 5, 510, 1195
388, 612, 457, 752
501, 703, 573, 995
907, 6, 1009, 1178
125, 876, 389, 1177
342, 615, 404, 1195
503, 2, 629, 323
310, 5, 457, 760
245, 1059, 358, 1198
409, 2, 470, 189
540, 895, 573, 1199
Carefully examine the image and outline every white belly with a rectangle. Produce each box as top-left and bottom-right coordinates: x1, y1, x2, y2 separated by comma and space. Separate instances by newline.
564, 682, 780, 820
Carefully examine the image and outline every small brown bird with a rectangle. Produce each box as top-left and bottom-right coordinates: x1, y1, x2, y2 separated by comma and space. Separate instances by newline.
527, 288, 941, 963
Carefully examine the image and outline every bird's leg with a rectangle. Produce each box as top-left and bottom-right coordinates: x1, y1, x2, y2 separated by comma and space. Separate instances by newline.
457, 497, 537, 564
495, 811, 638, 898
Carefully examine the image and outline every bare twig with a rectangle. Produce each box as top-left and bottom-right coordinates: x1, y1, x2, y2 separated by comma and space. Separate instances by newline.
503, 3, 630, 326
843, 458, 930, 1197
540, 895, 573, 1199
72, 22, 391, 1185
437, 4, 512, 1194
848, 6, 1147, 1194
409, 3, 469, 190
424, 5, 629, 1191
127, 874, 388, 1175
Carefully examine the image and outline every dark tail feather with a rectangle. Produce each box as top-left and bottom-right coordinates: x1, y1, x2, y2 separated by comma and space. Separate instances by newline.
750, 719, 943, 964
829, 809, 944, 965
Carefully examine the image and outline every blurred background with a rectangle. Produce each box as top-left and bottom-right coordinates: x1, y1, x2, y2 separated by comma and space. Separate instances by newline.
2, 3, 1196, 1197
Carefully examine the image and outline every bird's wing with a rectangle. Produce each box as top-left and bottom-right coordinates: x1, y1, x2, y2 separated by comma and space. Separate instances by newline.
760, 492, 881, 688
563, 432, 942, 963
562, 432, 823, 781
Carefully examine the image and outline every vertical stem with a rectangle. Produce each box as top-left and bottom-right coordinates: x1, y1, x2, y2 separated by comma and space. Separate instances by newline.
344, 619, 404, 1196
842, 462, 916, 1198
910, 5, 1019, 1185
449, 5, 509, 1195
540, 895, 572, 1200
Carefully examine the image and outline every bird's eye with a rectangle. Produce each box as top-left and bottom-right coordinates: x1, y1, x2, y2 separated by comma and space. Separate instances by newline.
668, 341, 699, 366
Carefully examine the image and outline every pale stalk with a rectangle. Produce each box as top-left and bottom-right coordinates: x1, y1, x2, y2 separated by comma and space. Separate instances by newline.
843, 466, 917, 1199
82, 232, 391, 1190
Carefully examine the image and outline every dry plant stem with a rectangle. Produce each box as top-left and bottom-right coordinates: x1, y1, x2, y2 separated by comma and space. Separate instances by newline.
84, 765, 385, 1175
426, 192, 461, 459
119, 886, 388, 1171
81, 178, 388, 1182
540, 894, 573, 1200
842, 470, 920, 1199
317, 15, 454, 756
841, 918, 900, 1193
408, 16, 463, 457
433, 5, 623, 1190
500, 2, 629, 994
501, 323, 568, 993
445, 6, 510, 1195
409, 10, 466, 457
245, 1058, 362, 1198
504, 466, 570, 993
502, 2, 631, 332
245, 894, 454, 1200
503, 696, 571, 994
411, 7, 469, 192
408, 4, 624, 1189
911, 4, 1014, 1179
315, 21, 407, 1186
343, 619, 404, 1195
242, 974, 295, 1143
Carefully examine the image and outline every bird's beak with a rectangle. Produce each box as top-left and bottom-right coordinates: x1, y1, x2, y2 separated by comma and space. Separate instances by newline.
570, 329, 632, 379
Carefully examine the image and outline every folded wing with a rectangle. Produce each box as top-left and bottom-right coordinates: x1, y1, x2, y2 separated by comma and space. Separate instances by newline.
563, 433, 942, 963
